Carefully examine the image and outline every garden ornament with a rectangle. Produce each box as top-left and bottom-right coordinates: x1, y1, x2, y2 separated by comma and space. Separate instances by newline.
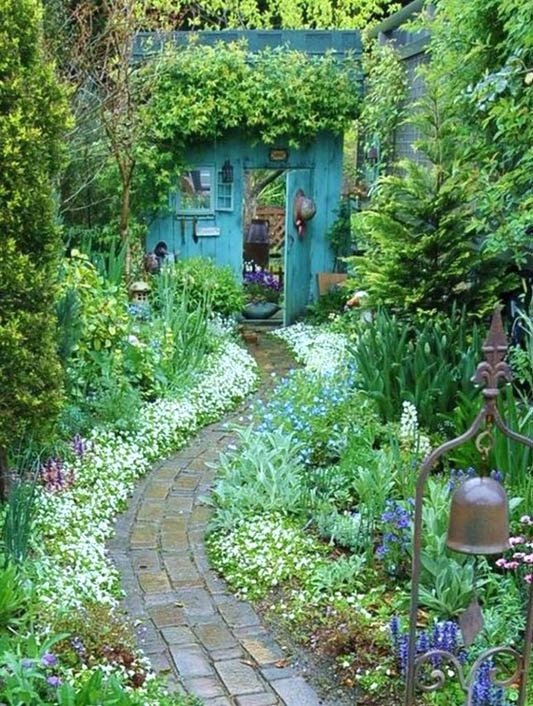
405, 306, 533, 706
129, 280, 151, 304
446, 429, 510, 555
293, 188, 316, 238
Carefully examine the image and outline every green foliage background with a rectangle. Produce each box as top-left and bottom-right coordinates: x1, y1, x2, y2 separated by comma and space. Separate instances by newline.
0, 0, 69, 464
137, 42, 361, 211
422, 0, 533, 262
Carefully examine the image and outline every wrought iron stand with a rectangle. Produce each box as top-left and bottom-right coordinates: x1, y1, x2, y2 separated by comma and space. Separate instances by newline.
405, 308, 533, 706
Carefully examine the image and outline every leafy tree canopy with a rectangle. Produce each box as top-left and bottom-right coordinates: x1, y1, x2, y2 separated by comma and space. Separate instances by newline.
420, 0, 533, 263
140, 0, 400, 30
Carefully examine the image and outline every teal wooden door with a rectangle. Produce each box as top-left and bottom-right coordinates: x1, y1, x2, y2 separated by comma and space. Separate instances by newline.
284, 169, 313, 325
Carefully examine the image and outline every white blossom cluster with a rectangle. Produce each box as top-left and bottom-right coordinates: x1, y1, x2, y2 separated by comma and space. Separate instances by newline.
273, 323, 350, 373
31, 339, 258, 612
399, 401, 432, 458
207, 514, 324, 600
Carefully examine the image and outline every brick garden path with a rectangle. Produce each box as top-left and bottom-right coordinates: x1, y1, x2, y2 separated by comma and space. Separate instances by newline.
109, 333, 331, 706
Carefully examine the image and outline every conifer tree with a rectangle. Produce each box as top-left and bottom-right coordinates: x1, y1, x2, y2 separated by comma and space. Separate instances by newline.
0, 0, 69, 496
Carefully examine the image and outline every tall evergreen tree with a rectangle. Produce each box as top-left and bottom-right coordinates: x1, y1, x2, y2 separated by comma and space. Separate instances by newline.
0, 0, 69, 495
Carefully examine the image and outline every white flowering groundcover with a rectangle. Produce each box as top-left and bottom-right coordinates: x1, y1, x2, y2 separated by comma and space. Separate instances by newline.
273, 322, 349, 373
28, 340, 256, 646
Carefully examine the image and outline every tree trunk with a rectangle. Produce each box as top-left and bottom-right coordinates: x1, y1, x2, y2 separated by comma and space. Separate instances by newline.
119, 164, 132, 279
0, 446, 8, 502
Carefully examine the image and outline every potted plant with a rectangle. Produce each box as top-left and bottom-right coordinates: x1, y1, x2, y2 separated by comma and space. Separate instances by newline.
242, 268, 282, 319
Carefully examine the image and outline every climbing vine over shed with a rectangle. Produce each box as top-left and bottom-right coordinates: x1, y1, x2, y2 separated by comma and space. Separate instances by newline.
137, 41, 361, 205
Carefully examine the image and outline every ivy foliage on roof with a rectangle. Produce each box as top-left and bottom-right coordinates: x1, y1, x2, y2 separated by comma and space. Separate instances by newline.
142, 41, 361, 150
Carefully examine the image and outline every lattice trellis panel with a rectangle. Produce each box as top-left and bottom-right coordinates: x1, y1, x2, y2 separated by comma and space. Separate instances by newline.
256, 206, 285, 251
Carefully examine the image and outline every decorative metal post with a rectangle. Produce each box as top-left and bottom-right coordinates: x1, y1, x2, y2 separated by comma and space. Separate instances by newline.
405, 307, 533, 706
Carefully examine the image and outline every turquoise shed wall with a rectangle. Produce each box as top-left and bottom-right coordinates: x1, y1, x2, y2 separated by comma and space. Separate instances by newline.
146, 130, 343, 315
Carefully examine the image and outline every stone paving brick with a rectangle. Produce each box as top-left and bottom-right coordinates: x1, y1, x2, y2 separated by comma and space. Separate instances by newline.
170, 645, 215, 679
143, 591, 178, 607
136, 501, 165, 522
137, 571, 171, 593
160, 530, 188, 550
182, 676, 226, 699
209, 646, 244, 662
147, 603, 186, 628
261, 665, 298, 682
214, 659, 264, 695
130, 549, 161, 572
194, 621, 238, 651
129, 524, 158, 549
161, 626, 196, 645
189, 505, 214, 525
235, 694, 280, 706
203, 698, 233, 706
163, 554, 202, 588
241, 636, 286, 666
144, 650, 174, 676
271, 677, 323, 706
145, 482, 172, 500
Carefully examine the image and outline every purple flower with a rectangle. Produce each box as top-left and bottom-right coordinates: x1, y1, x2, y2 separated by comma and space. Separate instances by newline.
21, 658, 34, 669
39, 457, 75, 493
70, 636, 86, 656
41, 652, 58, 668
71, 434, 86, 458
46, 676, 62, 687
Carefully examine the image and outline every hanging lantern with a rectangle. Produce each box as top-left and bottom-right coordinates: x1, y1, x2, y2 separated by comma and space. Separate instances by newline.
221, 159, 234, 184
446, 475, 510, 555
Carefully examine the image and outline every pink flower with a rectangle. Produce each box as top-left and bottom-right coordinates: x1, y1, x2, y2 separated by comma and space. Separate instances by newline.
509, 536, 525, 546
513, 552, 525, 560
495, 558, 507, 568
523, 554, 533, 564
525, 574, 533, 584
520, 515, 533, 525
505, 561, 520, 570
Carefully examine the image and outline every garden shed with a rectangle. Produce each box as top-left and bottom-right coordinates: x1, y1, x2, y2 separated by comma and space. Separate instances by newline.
142, 30, 362, 324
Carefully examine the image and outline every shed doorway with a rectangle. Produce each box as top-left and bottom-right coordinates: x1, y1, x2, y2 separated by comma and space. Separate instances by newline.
242, 169, 286, 324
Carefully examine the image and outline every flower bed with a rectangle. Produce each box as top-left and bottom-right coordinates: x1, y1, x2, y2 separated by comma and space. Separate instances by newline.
207, 321, 531, 706
1, 336, 257, 705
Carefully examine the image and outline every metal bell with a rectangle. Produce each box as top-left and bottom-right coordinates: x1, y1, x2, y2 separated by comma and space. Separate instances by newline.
446, 476, 510, 555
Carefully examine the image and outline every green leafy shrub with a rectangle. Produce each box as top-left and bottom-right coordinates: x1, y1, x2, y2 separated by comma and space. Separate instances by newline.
51, 602, 145, 685
207, 427, 307, 531
350, 307, 482, 432
304, 555, 367, 599
256, 366, 363, 466
168, 258, 245, 317
350, 90, 511, 316
305, 287, 348, 324
0, 563, 31, 631
314, 508, 373, 555
0, 0, 69, 492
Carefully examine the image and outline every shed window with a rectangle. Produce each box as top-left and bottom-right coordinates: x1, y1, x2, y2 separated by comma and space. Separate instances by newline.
177, 167, 214, 213
216, 171, 234, 211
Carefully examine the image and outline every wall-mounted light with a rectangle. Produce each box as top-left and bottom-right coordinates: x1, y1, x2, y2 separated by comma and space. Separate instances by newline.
366, 146, 379, 164
221, 159, 234, 184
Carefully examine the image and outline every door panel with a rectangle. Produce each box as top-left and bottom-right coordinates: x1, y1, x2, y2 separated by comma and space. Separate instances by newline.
284, 169, 313, 325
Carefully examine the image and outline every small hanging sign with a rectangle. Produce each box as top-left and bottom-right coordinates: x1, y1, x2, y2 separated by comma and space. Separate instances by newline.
269, 148, 289, 162
195, 226, 221, 237
459, 598, 484, 647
